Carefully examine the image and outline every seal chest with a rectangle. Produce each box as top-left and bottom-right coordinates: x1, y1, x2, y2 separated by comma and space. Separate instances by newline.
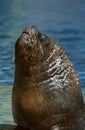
12, 26, 84, 129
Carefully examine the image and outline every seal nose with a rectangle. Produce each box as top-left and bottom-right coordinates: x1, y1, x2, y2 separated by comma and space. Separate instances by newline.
23, 26, 39, 38
29, 26, 39, 36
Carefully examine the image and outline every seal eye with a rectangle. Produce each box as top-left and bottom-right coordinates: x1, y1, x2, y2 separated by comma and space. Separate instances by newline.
39, 34, 49, 46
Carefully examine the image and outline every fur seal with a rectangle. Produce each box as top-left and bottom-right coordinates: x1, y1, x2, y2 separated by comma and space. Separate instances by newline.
12, 26, 84, 130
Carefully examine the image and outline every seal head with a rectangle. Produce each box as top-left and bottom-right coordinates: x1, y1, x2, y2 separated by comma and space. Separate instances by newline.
15, 26, 51, 65
12, 26, 84, 130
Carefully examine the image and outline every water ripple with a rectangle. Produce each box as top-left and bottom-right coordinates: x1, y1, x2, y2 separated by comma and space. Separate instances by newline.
0, 79, 13, 85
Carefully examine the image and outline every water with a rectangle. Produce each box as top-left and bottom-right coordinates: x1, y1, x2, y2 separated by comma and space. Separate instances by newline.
0, 0, 85, 126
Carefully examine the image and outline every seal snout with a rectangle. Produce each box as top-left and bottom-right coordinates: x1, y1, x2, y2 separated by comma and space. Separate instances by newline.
23, 26, 39, 38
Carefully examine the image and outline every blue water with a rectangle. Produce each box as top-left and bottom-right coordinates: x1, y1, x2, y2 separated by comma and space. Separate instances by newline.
0, 0, 85, 125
